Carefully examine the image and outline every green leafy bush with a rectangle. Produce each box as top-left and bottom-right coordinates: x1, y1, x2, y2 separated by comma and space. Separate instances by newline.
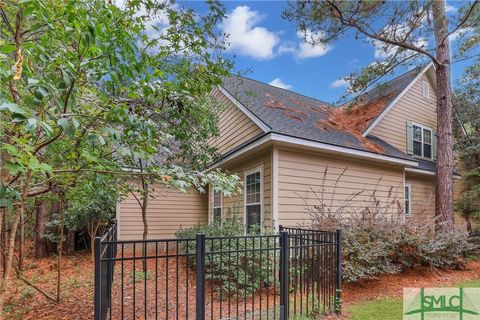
176, 214, 278, 296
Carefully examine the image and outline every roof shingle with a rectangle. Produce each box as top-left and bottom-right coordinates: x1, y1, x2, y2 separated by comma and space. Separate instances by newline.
220, 66, 425, 161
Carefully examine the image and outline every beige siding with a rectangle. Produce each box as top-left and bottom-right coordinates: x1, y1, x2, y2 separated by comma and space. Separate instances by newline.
211, 149, 273, 229
208, 89, 263, 155
277, 148, 404, 226
119, 185, 207, 240
405, 174, 435, 221
370, 74, 437, 153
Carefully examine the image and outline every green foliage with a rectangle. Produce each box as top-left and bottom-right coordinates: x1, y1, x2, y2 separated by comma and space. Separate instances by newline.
0, 0, 237, 208
453, 63, 480, 229
176, 214, 278, 297
65, 174, 120, 233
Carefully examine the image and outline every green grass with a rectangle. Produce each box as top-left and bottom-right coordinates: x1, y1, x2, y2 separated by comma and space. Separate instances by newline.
348, 297, 402, 320
347, 278, 480, 320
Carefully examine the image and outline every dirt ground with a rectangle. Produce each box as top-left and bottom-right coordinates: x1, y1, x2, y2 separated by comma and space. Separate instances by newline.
5, 247, 480, 320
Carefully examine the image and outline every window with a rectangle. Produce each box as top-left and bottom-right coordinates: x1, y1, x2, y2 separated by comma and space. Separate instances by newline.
245, 167, 262, 231
422, 80, 430, 100
404, 184, 412, 216
412, 124, 433, 159
212, 190, 222, 223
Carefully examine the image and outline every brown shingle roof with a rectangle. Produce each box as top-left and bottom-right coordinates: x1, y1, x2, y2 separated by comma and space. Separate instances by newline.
220, 66, 424, 160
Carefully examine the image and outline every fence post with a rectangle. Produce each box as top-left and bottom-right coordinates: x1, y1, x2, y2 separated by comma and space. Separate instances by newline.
94, 237, 102, 320
279, 230, 289, 320
335, 229, 342, 314
196, 233, 206, 320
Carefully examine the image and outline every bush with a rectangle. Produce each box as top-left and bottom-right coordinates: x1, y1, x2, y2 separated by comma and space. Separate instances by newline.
305, 167, 479, 282
176, 214, 278, 296
309, 199, 478, 283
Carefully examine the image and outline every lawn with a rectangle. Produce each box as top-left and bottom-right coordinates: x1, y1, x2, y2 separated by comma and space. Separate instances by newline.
347, 277, 480, 320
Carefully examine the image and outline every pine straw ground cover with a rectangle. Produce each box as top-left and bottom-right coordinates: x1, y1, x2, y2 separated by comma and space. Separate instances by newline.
5, 247, 480, 320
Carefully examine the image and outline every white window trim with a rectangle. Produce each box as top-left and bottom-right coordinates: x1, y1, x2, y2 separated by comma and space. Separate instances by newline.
422, 80, 430, 100
412, 122, 433, 160
244, 165, 264, 229
404, 183, 412, 216
212, 189, 223, 223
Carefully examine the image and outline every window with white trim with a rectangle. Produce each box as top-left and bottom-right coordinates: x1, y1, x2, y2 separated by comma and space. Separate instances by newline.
413, 124, 433, 159
404, 184, 412, 216
245, 168, 262, 231
212, 190, 222, 223
422, 80, 430, 100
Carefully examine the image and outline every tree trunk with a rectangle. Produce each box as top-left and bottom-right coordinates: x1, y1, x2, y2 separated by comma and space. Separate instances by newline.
48, 185, 60, 253
432, 0, 455, 230
0, 170, 31, 314
56, 198, 65, 302
35, 201, 48, 258
142, 184, 148, 241
0, 208, 6, 275
465, 216, 473, 234
19, 207, 24, 271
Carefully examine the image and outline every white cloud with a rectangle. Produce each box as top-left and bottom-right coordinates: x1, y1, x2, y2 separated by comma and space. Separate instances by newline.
113, 0, 171, 37
329, 79, 349, 89
445, 4, 457, 13
269, 78, 292, 90
296, 30, 332, 59
222, 6, 279, 60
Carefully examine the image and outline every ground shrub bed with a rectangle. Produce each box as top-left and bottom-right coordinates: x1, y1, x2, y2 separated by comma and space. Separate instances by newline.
310, 210, 479, 282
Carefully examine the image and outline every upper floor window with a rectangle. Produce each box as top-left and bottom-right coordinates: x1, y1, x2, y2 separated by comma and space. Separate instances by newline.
407, 121, 435, 160
212, 190, 222, 223
413, 124, 432, 158
422, 80, 430, 100
245, 166, 262, 231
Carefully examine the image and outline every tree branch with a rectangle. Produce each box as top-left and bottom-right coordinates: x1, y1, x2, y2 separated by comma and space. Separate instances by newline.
444, 0, 479, 45
327, 0, 441, 66
0, 8, 15, 37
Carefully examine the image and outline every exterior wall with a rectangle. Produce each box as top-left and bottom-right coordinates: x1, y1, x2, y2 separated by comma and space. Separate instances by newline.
370, 74, 437, 153
277, 148, 404, 226
118, 185, 208, 240
208, 89, 263, 155
405, 173, 435, 222
210, 148, 273, 230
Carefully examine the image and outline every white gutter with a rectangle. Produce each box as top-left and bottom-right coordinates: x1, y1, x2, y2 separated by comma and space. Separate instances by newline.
208, 133, 418, 170
405, 167, 461, 179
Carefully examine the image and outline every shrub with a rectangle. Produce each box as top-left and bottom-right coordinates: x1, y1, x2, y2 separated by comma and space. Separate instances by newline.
305, 167, 479, 282
176, 213, 278, 296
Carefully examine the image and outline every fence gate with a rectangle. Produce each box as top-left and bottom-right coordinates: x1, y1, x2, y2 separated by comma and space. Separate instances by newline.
94, 224, 341, 320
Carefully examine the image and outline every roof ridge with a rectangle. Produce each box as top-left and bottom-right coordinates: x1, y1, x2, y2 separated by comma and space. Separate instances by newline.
341, 65, 423, 107
228, 73, 336, 107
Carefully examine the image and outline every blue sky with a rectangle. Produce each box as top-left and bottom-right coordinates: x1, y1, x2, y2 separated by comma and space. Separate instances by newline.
181, 1, 474, 104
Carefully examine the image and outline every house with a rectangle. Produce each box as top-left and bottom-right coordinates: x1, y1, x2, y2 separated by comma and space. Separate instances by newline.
117, 63, 463, 240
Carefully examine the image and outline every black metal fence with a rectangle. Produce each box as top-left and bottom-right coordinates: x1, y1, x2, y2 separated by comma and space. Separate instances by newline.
94, 225, 341, 320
